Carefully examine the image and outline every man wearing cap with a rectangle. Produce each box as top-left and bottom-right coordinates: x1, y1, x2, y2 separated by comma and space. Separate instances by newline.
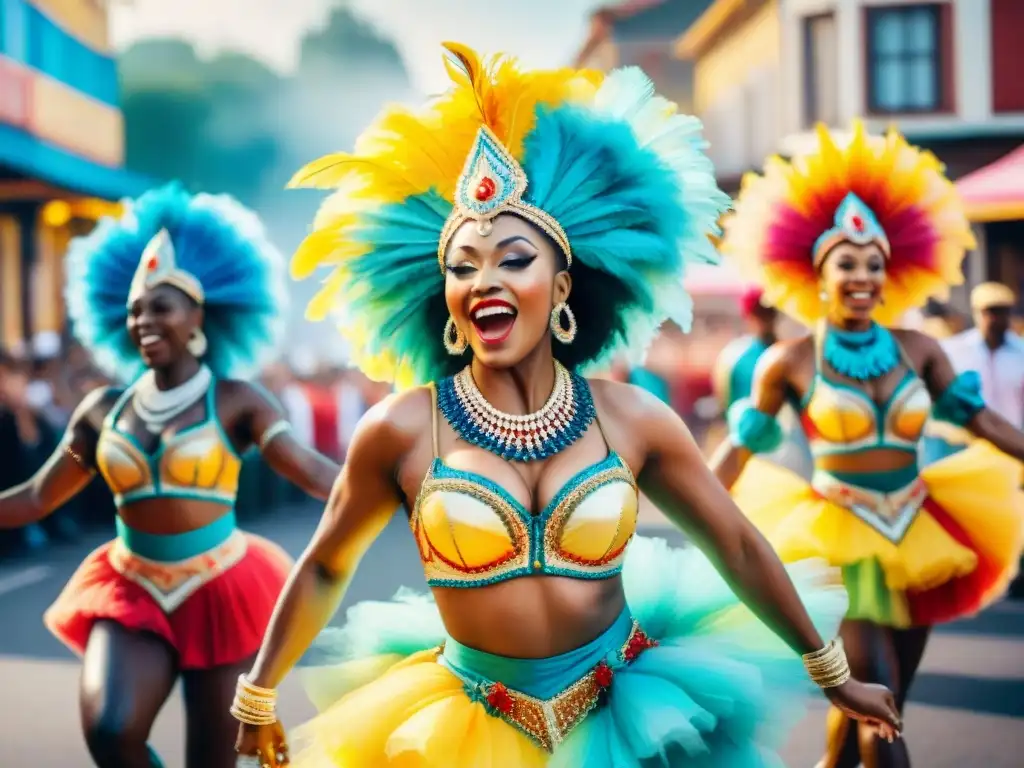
925, 283, 1024, 466
713, 287, 812, 476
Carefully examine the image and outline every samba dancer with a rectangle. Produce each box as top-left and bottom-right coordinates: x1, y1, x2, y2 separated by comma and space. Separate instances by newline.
0, 184, 340, 768
712, 122, 1024, 768
232, 46, 900, 768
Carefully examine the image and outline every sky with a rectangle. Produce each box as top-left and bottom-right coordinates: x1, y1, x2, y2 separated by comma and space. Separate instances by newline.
109, 0, 606, 94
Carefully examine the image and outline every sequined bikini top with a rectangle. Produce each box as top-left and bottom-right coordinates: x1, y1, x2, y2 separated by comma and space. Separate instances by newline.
802, 332, 931, 458
411, 384, 640, 588
96, 382, 242, 508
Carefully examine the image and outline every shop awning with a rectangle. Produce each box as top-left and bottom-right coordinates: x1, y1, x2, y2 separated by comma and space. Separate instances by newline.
684, 262, 753, 297
955, 144, 1024, 223
0, 121, 153, 202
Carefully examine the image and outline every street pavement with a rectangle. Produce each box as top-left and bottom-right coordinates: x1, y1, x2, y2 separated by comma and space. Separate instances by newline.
1, 503, 1022, 767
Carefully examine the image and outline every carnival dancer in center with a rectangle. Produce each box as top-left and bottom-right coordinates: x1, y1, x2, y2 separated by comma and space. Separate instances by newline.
712, 121, 1024, 768
231, 44, 901, 768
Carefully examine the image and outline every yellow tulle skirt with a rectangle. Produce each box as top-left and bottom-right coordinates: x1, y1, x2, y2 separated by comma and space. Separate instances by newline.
287, 537, 849, 768
732, 441, 1024, 627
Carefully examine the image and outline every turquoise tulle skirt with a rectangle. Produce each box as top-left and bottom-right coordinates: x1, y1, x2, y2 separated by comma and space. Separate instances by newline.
289, 537, 847, 767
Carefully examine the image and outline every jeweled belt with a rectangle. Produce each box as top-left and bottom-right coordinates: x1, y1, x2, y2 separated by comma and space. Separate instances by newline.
438, 620, 658, 752
811, 469, 927, 545
108, 529, 248, 612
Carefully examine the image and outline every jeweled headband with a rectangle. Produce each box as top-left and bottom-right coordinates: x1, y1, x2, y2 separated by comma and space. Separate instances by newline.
437, 126, 572, 272
811, 192, 891, 268
720, 120, 974, 327
127, 228, 205, 306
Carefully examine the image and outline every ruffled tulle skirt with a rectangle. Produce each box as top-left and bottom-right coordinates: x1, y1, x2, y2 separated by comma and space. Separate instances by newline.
44, 533, 292, 669
731, 441, 1024, 627
288, 536, 848, 767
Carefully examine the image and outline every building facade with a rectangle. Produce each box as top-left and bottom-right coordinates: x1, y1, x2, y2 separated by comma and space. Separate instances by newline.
675, 0, 782, 190
780, 0, 1024, 299
574, 0, 715, 114
0, 0, 149, 350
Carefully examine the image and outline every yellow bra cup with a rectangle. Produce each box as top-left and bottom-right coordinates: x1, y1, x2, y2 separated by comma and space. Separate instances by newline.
96, 433, 152, 495
890, 385, 931, 441
418, 490, 520, 570
554, 480, 638, 563
160, 424, 241, 491
806, 387, 875, 442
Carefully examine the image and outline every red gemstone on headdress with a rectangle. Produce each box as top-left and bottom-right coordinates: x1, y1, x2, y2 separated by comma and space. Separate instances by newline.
147, 256, 159, 272
474, 177, 497, 202
851, 215, 864, 232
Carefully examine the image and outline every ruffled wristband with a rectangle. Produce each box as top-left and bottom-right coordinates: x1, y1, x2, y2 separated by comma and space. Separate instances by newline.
932, 371, 985, 426
726, 398, 784, 454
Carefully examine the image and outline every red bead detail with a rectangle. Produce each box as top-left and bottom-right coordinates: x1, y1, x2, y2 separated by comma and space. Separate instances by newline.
486, 682, 514, 714
594, 661, 614, 689
474, 177, 497, 202
147, 256, 159, 272
622, 630, 658, 662
851, 215, 864, 232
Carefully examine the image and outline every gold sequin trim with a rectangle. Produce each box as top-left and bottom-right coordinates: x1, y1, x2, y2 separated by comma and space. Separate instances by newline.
465, 620, 657, 752
543, 465, 637, 571
411, 476, 531, 584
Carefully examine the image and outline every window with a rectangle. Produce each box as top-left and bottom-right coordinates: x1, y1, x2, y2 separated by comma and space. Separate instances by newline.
803, 13, 838, 126
866, 4, 944, 113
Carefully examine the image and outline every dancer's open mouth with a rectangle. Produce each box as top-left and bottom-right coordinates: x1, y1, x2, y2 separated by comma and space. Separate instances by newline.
470, 299, 517, 345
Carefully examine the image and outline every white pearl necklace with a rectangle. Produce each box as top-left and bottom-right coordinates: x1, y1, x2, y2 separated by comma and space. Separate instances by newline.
132, 365, 213, 434
453, 362, 577, 455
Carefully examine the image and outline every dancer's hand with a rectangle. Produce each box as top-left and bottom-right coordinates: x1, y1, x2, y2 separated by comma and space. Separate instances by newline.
235, 721, 289, 767
825, 679, 902, 742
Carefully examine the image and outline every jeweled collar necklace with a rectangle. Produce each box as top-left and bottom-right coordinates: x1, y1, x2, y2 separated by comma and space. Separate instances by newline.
436, 361, 595, 462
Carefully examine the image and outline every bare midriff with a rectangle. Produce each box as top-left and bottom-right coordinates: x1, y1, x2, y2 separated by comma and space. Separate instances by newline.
815, 448, 917, 475
434, 575, 626, 659
117, 497, 235, 536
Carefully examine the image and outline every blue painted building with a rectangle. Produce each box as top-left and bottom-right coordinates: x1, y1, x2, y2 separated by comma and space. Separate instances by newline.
0, 0, 150, 348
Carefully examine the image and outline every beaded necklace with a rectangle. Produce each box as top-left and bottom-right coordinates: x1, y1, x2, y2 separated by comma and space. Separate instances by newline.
436, 361, 595, 462
823, 323, 900, 381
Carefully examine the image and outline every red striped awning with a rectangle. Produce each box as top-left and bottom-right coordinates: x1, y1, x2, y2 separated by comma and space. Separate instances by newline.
955, 144, 1024, 223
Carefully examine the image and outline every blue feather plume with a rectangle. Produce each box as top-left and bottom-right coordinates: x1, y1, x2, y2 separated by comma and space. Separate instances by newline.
64, 183, 288, 383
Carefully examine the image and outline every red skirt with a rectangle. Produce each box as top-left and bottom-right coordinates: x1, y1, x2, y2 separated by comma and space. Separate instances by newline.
44, 533, 292, 670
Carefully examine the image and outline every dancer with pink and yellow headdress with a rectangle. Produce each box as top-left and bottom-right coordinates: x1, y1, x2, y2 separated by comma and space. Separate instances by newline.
711, 121, 1024, 768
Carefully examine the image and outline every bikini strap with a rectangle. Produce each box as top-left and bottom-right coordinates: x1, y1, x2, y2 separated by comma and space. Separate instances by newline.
891, 332, 919, 378
104, 383, 137, 430
589, 379, 614, 455
429, 382, 440, 459
813, 321, 827, 373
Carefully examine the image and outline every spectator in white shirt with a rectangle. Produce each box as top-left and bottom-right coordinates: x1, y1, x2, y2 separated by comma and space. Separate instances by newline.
923, 282, 1024, 462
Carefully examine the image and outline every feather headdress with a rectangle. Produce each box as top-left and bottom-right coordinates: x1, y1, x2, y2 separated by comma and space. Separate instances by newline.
64, 183, 288, 383
721, 121, 974, 327
290, 42, 730, 387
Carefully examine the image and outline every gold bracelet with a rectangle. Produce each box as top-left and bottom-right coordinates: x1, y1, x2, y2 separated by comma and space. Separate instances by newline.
237, 674, 278, 698
802, 639, 851, 689
230, 675, 279, 726
230, 704, 277, 726
63, 443, 89, 471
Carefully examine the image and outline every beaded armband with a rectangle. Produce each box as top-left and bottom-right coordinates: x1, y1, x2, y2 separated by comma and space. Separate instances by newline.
802, 638, 851, 689
59, 431, 93, 474
258, 420, 292, 452
726, 398, 784, 454
932, 371, 985, 426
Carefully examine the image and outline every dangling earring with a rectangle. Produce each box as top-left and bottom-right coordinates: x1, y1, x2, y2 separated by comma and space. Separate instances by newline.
443, 316, 468, 355
550, 302, 577, 345
819, 288, 828, 302
187, 328, 207, 357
